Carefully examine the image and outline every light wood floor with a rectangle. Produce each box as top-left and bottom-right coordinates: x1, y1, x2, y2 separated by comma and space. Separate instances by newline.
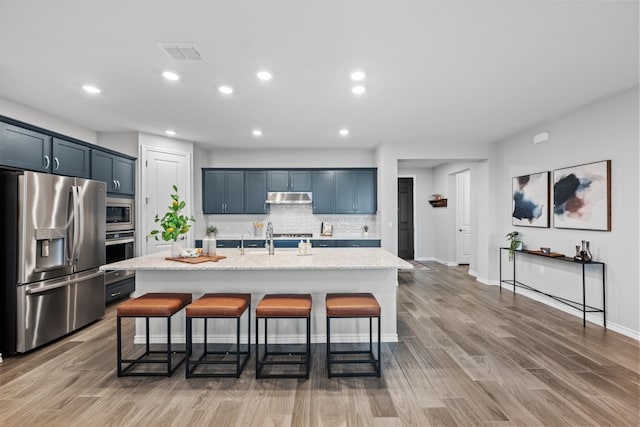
1, 264, 638, 426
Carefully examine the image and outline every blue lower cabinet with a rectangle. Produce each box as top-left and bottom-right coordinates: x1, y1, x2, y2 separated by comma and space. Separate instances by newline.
311, 240, 336, 248
335, 240, 381, 247
216, 240, 240, 248
243, 240, 264, 249
106, 278, 135, 304
274, 240, 300, 248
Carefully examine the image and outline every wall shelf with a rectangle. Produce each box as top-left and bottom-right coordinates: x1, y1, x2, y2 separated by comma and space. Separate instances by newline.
428, 199, 447, 207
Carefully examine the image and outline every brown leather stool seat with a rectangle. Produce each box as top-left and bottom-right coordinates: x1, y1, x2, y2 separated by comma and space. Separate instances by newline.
117, 292, 192, 377
255, 294, 312, 379
185, 293, 251, 378
326, 293, 381, 378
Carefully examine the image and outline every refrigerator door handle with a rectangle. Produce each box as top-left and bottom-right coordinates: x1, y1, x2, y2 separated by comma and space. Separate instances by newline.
71, 186, 80, 266
25, 271, 104, 295
76, 186, 84, 264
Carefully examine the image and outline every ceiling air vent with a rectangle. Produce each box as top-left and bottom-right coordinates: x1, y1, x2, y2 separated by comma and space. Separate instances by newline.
157, 43, 202, 61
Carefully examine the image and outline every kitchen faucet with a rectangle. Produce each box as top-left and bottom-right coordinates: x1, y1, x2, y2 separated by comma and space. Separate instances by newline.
265, 221, 274, 255
240, 231, 252, 255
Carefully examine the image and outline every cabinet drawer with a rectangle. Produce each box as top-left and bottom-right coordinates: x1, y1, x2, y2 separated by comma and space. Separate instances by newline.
106, 277, 135, 304
335, 240, 380, 247
311, 240, 336, 248
216, 240, 240, 248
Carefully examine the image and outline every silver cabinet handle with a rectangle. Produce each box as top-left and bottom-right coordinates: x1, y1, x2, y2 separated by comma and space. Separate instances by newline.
113, 179, 117, 190
319, 244, 329, 247
44, 155, 50, 170
116, 180, 121, 190
54, 157, 60, 171
110, 291, 122, 297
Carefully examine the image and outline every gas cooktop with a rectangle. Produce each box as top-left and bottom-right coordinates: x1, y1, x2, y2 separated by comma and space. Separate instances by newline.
272, 233, 313, 238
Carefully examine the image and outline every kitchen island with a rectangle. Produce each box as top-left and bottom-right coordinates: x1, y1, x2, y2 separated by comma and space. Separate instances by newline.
101, 247, 412, 345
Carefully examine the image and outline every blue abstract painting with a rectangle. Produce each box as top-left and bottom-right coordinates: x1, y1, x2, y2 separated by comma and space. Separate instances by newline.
553, 160, 611, 231
512, 171, 549, 228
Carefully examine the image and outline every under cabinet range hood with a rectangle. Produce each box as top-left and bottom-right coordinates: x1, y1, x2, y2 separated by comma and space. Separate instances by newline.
265, 191, 312, 204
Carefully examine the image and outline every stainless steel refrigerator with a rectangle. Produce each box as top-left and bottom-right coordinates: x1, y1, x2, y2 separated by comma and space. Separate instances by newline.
0, 170, 106, 355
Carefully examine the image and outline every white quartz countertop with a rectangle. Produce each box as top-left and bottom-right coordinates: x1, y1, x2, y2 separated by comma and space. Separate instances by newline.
100, 248, 413, 271
212, 235, 381, 240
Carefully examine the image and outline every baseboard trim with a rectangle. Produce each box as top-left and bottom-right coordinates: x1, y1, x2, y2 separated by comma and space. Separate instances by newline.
504, 287, 639, 341
435, 257, 458, 267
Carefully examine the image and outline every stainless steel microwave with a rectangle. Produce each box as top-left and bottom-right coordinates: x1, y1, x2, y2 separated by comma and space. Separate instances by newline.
106, 197, 135, 232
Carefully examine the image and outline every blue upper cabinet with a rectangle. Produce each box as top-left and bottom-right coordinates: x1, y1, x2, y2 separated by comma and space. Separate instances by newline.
245, 170, 268, 214
52, 137, 90, 178
202, 169, 245, 214
267, 170, 311, 191
354, 169, 377, 214
335, 169, 377, 214
91, 149, 135, 195
0, 122, 52, 172
311, 170, 335, 214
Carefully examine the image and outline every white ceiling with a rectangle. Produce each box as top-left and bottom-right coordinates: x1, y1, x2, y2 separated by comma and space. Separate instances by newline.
0, 1, 637, 149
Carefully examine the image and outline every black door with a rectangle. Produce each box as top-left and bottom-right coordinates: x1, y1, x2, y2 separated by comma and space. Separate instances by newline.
398, 178, 414, 260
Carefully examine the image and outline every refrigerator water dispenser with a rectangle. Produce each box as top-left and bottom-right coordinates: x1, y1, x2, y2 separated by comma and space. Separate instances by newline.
35, 228, 66, 272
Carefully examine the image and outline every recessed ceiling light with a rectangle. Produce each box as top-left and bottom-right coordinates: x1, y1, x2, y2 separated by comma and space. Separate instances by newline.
165, 130, 176, 136
162, 71, 180, 81
352, 85, 366, 95
350, 71, 366, 81
218, 85, 234, 95
82, 85, 101, 94
339, 128, 350, 136
256, 71, 272, 81
252, 129, 263, 137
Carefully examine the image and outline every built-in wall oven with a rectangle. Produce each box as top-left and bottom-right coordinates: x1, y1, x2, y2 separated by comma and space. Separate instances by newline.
105, 197, 136, 303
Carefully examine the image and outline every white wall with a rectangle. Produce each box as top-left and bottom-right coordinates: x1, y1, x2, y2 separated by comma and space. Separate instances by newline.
207, 148, 375, 168
495, 86, 639, 337
97, 132, 138, 157
376, 143, 496, 283
0, 96, 97, 144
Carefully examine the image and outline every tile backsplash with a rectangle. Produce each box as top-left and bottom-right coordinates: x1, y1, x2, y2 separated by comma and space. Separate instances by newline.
196, 205, 378, 239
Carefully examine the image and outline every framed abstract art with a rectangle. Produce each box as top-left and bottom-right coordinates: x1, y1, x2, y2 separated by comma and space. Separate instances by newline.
553, 160, 611, 231
512, 171, 550, 227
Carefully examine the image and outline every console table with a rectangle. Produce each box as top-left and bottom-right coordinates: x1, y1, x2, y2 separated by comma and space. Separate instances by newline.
499, 247, 606, 328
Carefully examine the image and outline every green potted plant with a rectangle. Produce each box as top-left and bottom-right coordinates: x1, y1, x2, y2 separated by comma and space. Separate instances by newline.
206, 225, 218, 237
506, 231, 522, 261
148, 185, 195, 257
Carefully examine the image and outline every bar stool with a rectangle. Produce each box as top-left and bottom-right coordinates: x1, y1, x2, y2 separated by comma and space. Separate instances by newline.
255, 294, 312, 379
185, 293, 251, 378
325, 293, 381, 378
117, 292, 192, 377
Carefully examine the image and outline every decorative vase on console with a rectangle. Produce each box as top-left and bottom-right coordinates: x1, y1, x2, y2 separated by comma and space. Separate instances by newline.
580, 240, 592, 263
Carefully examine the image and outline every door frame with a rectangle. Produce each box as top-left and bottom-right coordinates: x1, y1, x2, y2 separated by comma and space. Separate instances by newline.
455, 169, 471, 265
139, 145, 193, 256
397, 174, 417, 260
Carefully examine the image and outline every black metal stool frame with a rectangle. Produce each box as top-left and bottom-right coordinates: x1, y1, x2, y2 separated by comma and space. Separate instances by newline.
255, 315, 311, 379
117, 314, 186, 377
326, 314, 381, 378
185, 302, 251, 378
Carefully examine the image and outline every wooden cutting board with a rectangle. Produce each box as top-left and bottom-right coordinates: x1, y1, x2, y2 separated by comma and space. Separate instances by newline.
527, 250, 565, 258
165, 255, 227, 263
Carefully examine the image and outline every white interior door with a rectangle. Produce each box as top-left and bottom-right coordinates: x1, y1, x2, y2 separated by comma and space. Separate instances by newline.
141, 147, 191, 255
456, 170, 471, 264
